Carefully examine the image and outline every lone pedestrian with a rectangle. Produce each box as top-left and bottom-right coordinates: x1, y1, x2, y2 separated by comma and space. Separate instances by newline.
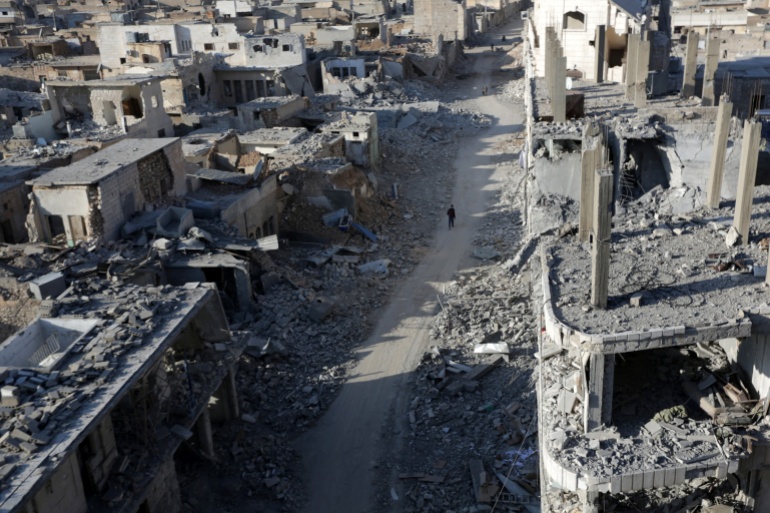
447, 204, 456, 229
490, 43, 494, 51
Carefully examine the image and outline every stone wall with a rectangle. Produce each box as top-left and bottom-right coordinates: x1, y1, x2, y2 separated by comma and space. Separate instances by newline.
27, 452, 87, 513
531, 0, 637, 81
142, 458, 182, 513
0, 181, 31, 243
414, 0, 467, 40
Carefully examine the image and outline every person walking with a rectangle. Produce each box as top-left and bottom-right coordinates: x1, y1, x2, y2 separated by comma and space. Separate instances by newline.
447, 204, 456, 229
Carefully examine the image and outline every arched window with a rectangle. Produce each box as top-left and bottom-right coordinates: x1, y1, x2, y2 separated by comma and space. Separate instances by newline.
564, 11, 585, 30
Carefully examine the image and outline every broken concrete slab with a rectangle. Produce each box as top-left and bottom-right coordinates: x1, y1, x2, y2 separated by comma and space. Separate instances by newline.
156, 207, 195, 238
358, 259, 391, 275
473, 342, 510, 354
29, 272, 65, 301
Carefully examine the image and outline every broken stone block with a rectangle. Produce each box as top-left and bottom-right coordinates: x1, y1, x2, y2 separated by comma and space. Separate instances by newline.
473, 342, 509, 355
1, 386, 19, 407
725, 226, 741, 247
397, 113, 418, 129
29, 272, 66, 301
155, 206, 194, 238
152, 238, 174, 251
308, 297, 334, 323
188, 226, 214, 243
630, 293, 644, 308
358, 259, 391, 275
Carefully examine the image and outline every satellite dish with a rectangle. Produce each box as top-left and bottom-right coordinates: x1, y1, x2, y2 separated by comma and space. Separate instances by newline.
566, 77, 573, 90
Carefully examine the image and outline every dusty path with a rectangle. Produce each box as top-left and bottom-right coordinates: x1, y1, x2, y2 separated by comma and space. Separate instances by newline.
297, 20, 525, 513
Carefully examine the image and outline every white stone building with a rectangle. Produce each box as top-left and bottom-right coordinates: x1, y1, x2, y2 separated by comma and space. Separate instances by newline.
528, 0, 648, 82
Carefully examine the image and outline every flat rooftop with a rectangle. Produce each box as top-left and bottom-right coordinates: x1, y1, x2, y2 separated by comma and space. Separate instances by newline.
29, 138, 179, 186
45, 75, 161, 88
544, 185, 770, 338
237, 95, 303, 110
0, 284, 240, 512
238, 127, 308, 145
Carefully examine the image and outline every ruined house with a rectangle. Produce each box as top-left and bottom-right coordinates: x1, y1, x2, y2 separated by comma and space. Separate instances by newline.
45, 75, 174, 139
320, 111, 380, 168
236, 95, 306, 130
26, 138, 187, 245
186, 168, 281, 241
0, 283, 246, 513
210, 32, 315, 106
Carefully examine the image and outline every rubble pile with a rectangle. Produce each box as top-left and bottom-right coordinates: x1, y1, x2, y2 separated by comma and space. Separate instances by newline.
372, 132, 539, 512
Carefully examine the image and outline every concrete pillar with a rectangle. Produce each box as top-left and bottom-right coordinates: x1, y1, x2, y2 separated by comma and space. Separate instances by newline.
585, 352, 604, 432
734, 119, 762, 246
624, 33, 640, 100
706, 96, 733, 208
578, 489, 600, 513
591, 170, 613, 309
634, 38, 651, 108
594, 25, 606, 84
196, 407, 215, 459
545, 27, 555, 95
553, 55, 567, 122
682, 31, 699, 99
225, 368, 240, 419
601, 355, 614, 426
579, 123, 604, 242
702, 35, 720, 106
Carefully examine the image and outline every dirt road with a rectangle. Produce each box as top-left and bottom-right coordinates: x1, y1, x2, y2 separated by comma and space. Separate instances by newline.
297, 21, 525, 513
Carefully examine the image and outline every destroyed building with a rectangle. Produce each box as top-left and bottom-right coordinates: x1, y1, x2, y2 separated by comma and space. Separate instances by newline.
527, 0, 652, 82
524, 11, 770, 510
44, 75, 174, 140
26, 138, 187, 244
0, 282, 247, 513
320, 111, 380, 168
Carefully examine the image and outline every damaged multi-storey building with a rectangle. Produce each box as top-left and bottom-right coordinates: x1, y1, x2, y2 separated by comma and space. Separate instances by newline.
523, 5, 770, 509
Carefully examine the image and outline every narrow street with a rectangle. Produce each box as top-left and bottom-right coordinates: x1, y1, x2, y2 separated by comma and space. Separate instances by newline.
298, 19, 526, 513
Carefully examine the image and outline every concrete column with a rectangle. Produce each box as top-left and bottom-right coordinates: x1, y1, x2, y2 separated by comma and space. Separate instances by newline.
702, 35, 720, 106
624, 33, 640, 100
601, 355, 614, 426
579, 123, 604, 242
545, 27, 555, 95
553, 55, 567, 122
226, 368, 240, 419
591, 170, 613, 309
196, 407, 215, 459
594, 25, 606, 84
585, 352, 605, 432
634, 38, 651, 108
578, 489, 600, 513
706, 96, 733, 208
682, 31, 699, 99
734, 119, 762, 246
